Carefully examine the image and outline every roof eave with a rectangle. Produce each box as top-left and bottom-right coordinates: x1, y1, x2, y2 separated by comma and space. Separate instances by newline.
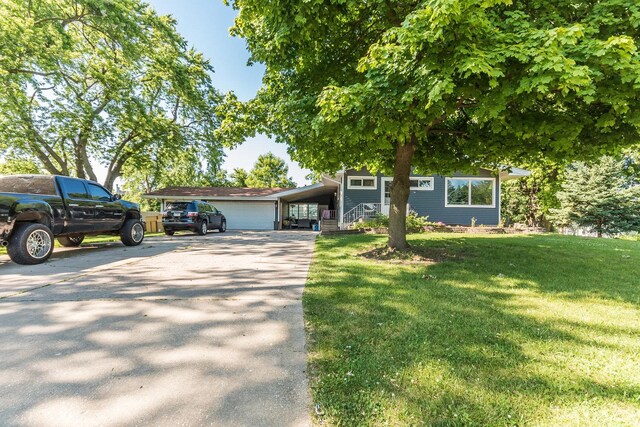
141, 194, 279, 201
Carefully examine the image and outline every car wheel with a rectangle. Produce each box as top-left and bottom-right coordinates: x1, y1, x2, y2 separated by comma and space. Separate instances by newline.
120, 219, 145, 246
219, 219, 226, 233
57, 235, 85, 247
164, 229, 174, 236
7, 223, 54, 265
197, 220, 208, 236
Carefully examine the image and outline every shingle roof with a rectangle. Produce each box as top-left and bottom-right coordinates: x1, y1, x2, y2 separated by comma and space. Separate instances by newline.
144, 186, 292, 198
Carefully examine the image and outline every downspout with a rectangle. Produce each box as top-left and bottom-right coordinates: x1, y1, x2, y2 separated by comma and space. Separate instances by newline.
339, 174, 345, 229
497, 175, 501, 226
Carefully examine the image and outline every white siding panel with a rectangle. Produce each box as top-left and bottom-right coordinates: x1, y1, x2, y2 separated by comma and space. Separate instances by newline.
209, 201, 275, 230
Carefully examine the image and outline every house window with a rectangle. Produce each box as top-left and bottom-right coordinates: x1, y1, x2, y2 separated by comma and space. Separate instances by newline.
289, 203, 319, 219
410, 178, 434, 191
347, 176, 377, 190
445, 178, 495, 207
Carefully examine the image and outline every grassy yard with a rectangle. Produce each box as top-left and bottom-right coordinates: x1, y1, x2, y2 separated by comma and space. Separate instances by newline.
304, 233, 640, 426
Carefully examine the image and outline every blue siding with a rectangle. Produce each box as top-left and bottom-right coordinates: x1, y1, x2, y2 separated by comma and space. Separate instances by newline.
343, 170, 380, 216
343, 168, 500, 226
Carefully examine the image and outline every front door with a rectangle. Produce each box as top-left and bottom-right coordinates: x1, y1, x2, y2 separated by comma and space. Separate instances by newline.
381, 178, 393, 215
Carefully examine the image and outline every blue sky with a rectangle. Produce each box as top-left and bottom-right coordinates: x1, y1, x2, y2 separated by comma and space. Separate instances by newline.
147, 0, 311, 185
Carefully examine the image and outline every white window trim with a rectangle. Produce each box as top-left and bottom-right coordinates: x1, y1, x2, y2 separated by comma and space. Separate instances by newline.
380, 177, 393, 207
445, 177, 496, 208
410, 177, 434, 191
347, 175, 378, 190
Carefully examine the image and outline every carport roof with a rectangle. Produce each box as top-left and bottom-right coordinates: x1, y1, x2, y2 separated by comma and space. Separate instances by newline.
143, 186, 292, 200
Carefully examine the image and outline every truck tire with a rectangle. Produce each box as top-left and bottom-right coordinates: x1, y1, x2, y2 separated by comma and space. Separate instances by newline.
218, 220, 226, 233
197, 220, 207, 236
120, 219, 145, 246
7, 223, 54, 265
57, 235, 84, 247
164, 229, 174, 236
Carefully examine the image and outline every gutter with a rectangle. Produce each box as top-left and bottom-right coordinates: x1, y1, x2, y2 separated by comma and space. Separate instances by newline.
141, 195, 280, 201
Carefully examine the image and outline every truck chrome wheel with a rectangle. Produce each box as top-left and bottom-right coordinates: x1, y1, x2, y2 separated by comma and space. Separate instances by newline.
121, 219, 145, 246
131, 222, 144, 243
26, 229, 52, 259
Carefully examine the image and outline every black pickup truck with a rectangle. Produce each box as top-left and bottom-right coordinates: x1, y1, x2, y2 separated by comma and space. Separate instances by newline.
0, 175, 145, 265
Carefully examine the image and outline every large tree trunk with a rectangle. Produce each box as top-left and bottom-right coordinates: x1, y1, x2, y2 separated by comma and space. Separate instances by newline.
387, 136, 416, 250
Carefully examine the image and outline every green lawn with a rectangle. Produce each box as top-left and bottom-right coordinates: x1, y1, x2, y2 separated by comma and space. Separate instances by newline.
304, 233, 640, 426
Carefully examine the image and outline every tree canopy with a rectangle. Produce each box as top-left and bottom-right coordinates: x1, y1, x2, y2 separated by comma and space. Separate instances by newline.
0, 156, 42, 175
0, 0, 224, 190
500, 160, 564, 228
245, 152, 296, 188
226, 0, 640, 248
230, 167, 249, 187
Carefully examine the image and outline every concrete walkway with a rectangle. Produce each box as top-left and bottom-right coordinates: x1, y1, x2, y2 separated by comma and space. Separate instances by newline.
0, 231, 316, 426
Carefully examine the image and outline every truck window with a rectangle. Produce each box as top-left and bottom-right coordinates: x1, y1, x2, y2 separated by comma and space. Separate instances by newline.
87, 183, 112, 201
60, 178, 88, 199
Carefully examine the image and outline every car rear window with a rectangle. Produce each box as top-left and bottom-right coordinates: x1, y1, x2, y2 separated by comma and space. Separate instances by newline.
166, 202, 193, 211
0, 175, 58, 195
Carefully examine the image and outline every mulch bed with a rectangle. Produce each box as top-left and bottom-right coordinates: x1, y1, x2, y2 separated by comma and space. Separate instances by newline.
358, 245, 468, 264
362, 226, 546, 235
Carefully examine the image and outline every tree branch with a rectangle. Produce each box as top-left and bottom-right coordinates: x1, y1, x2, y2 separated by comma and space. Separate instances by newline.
6, 69, 55, 77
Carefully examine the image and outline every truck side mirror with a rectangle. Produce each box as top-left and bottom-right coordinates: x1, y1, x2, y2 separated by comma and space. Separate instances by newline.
112, 194, 122, 201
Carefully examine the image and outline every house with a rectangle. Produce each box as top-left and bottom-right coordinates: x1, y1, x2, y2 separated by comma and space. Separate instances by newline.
142, 167, 529, 230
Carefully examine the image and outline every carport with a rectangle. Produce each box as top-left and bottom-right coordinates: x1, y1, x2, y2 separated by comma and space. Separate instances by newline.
275, 178, 340, 230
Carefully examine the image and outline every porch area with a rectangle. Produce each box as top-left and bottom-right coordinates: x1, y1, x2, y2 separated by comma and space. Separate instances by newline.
277, 181, 340, 232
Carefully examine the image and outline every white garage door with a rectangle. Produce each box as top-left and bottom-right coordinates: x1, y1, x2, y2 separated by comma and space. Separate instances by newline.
209, 201, 275, 230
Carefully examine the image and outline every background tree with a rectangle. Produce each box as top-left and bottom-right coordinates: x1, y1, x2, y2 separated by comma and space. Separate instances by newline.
550, 156, 640, 237
501, 161, 564, 228
305, 171, 323, 184
245, 153, 296, 188
226, 0, 640, 249
0, 0, 224, 190
0, 156, 41, 175
120, 148, 228, 210
230, 168, 249, 187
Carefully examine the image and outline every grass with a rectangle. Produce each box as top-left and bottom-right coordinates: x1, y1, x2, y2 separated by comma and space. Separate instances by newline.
0, 232, 163, 256
304, 233, 640, 426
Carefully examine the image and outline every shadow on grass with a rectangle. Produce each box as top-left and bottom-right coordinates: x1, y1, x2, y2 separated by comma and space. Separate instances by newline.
305, 233, 640, 426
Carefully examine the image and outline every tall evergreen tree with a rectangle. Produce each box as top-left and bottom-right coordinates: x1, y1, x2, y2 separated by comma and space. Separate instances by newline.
551, 157, 640, 237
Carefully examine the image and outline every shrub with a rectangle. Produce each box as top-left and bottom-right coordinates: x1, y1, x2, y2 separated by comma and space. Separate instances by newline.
352, 213, 389, 230
406, 212, 430, 232
353, 212, 430, 232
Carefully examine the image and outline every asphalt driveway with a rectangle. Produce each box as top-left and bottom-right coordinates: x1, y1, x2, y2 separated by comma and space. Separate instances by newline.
0, 231, 316, 426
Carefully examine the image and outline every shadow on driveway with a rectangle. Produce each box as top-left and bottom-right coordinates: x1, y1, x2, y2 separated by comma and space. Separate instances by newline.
0, 231, 316, 426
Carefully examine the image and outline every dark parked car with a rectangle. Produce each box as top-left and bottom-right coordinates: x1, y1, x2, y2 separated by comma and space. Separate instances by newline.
162, 201, 226, 236
0, 174, 145, 265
